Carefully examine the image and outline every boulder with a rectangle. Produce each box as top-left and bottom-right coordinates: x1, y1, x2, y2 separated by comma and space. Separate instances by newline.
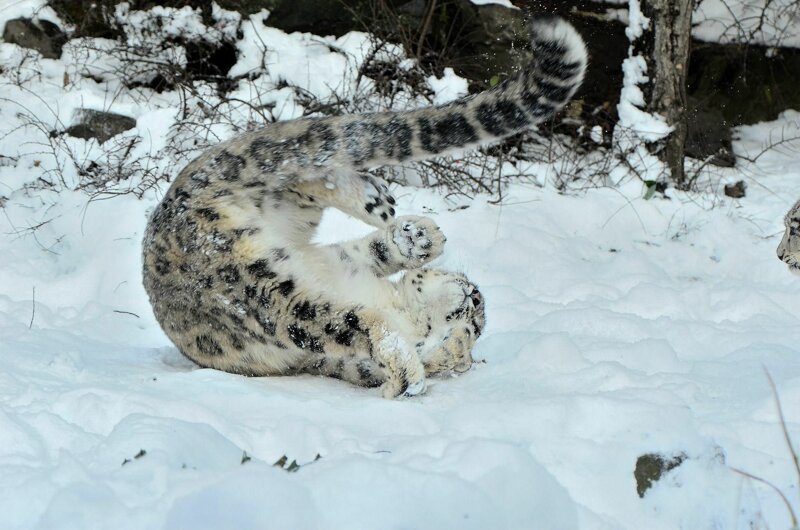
65, 109, 137, 144
2, 18, 67, 59
634, 452, 686, 498
689, 42, 800, 126
724, 180, 746, 198
685, 100, 736, 167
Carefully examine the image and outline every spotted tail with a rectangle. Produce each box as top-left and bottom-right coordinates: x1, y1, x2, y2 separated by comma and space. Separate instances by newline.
335, 16, 588, 169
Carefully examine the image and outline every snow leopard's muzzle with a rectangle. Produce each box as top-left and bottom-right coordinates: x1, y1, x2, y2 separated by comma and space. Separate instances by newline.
777, 234, 800, 275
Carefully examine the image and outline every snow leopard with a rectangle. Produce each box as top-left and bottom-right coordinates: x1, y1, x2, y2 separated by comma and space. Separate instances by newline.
142, 18, 588, 398
777, 199, 800, 274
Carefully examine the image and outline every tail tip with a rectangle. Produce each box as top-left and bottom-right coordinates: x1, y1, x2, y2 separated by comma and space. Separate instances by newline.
530, 17, 588, 68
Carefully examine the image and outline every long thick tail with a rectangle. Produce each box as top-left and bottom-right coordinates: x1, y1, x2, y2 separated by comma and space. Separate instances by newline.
334, 16, 588, 169
207, 17, 587, 184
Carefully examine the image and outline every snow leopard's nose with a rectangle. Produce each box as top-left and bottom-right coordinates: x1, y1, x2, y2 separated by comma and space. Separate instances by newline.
470, 288, 482, 307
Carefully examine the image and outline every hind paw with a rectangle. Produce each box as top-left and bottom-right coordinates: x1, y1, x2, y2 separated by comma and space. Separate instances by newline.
361, 175, 396, 226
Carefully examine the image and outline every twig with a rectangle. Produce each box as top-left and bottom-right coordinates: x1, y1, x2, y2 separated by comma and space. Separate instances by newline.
29, 286, 35, 328
730, 467, 798, 528
728, 368, 800, 529
764, 367, 800, 504
417, 0, 439, 59
113, 310, 141, 318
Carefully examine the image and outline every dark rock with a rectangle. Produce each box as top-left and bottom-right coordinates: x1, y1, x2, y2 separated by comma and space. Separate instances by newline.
48, 0, 119, 38
724, 180, 747, 198
455, 2, 532, 88
184, 39, 239, 81
634, 452, 686, 498
397, 0, 427, 18
685, 99, 736, 167
689, 42, 800, 126
256, 0, 367, 37
65, 109, 137, 144
2, 18, 67, 59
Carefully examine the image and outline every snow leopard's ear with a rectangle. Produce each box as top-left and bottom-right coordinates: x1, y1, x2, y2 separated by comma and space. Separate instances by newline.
784, 199, 800, 225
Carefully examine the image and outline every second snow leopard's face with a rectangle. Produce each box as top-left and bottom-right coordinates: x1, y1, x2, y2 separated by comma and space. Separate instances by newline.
402, 269, 486, 375
778, 200, 800, 275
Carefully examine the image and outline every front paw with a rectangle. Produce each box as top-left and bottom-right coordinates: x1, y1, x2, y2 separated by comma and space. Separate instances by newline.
381, 374, 427, 399
421, 327, 475, 376
374, 329, 427, 399
390, 216, 446, 266
404, 378, 427, 396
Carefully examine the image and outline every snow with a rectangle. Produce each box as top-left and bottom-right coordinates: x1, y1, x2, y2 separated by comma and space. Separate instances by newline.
616, 55, 672, 144
114, 4, 210, 46
624, 0, 648, 40
1, 3, 800, 529
614, 0, 673, 183
694, 0, 800, 48
427, 68, 469, 106
228, 12, 425, 119
590, 125, 604, 144
469, 0, 517, 7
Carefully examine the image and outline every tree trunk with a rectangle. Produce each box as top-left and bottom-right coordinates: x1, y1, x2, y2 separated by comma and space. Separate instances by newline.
642, 0, 695, 188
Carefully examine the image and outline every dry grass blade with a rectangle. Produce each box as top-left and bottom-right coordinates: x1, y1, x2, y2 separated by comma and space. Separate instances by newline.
764, 367, 800, 504
726, 369, 800, 528
730, 466, 798, 528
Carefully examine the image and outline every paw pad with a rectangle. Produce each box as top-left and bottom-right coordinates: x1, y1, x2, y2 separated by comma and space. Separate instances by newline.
391, 216, 445, 263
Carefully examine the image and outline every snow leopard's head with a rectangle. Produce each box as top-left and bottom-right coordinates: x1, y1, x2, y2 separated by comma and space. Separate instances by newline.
401, 269, 486, 375
778, 200, 800, 275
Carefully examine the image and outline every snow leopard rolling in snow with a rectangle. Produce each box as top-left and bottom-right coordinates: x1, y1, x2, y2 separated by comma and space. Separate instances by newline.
142, 18, 588, 398
778, 199, 800, 274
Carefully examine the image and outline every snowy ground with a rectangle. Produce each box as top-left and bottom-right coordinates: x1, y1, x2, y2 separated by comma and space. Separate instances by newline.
2, 2, 800, 529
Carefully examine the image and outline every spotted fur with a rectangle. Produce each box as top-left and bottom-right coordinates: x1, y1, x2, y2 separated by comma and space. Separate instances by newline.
778, 199, 800, 274
142, 18, 587, 397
